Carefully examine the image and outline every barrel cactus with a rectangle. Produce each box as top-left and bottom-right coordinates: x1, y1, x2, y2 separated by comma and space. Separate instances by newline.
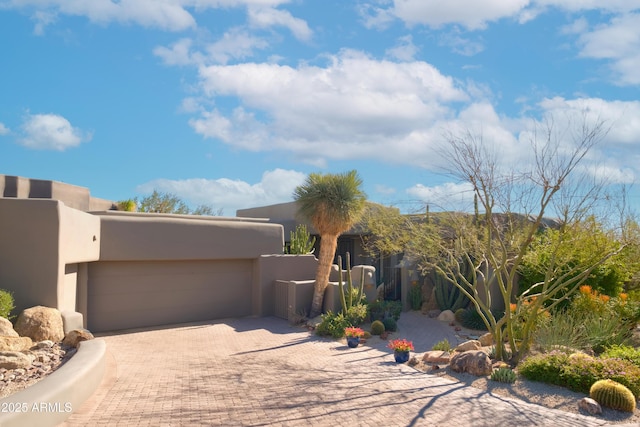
371, 320, 385, 336
590, 379, 636, 412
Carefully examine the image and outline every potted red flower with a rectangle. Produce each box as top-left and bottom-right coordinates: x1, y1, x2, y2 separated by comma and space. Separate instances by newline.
387, 338, 414, 363
344, 327, 365, 348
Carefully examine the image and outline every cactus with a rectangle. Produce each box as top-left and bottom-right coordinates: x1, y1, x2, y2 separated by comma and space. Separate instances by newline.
491, 367, 517, 384
286, 224, 316, 254
338, 252, 365, 314
590, 379, 637, 412
371, 320, 385, 335
434, 271, 470, 312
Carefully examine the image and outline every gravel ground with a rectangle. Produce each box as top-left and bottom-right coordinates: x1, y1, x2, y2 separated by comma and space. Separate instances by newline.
411, 359, 640, 425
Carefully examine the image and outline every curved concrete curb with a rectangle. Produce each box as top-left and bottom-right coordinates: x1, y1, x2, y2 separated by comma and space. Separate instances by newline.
0, 339, 106, 427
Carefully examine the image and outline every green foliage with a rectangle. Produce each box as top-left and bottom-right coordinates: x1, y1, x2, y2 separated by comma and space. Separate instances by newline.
459, 307, 503, 331
369, 300, 402, 322
590, 379, 637, 412
371, 320, 385, 335
488, 345, 512, 360
0, 290, 15, 320
315, 311, 349, 338
117, 199, 136, 211
454, 308, 466, 323
601, 345, 640, 367
534, 287, 640, 354
518, 352, 640, 398
135, 190, 220, 216
408, 282, 422, 310
518, 217, 631, 304
432, 339, 451, 352
344, 304, 368, 327
491, 367, 517, 384
286, 224, 316, 255
382, 317, 397, 332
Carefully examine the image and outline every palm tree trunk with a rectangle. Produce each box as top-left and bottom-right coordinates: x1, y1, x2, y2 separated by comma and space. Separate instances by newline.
309, 234, 338, 318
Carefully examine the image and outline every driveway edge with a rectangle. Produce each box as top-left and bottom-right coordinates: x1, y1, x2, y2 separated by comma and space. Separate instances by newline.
0, 339, 106, 427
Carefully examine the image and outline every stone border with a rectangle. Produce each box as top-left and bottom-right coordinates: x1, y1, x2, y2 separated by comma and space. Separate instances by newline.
0, 339, 106, 427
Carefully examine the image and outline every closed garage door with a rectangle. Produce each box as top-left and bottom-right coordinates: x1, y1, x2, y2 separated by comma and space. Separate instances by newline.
87, 259, 253, 332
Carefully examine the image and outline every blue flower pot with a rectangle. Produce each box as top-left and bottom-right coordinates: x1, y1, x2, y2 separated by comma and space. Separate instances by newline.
394, 350, 410, 363
347, 337, 360, 348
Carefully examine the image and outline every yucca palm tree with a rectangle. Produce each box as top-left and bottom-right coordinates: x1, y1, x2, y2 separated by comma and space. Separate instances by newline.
294, 170, 367, 318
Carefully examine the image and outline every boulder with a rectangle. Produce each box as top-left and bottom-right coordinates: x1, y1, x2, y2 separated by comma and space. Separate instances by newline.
14, 306, 64, 342
437, 310, 455, 322
63, 329, 94, 348
0, 351, 33, 370
454, 340, 482, 352
422, 350, 452, 364
0, 317, 18, 337
0, 336, 33, 352
578, 397, 602, 416
450, 350, 493, 376
478, 332, 494, 347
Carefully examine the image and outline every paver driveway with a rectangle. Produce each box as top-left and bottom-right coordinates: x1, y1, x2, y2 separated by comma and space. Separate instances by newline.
61, 312, 624, 426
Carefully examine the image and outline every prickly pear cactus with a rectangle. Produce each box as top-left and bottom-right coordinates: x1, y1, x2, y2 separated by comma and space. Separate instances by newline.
590, 379, 637, 413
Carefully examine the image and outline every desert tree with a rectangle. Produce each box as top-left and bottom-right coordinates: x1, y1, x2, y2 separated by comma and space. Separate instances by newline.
293, 170, 366, 318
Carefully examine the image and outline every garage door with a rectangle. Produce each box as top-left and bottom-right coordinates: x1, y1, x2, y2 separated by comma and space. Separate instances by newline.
87, 259, 253, 332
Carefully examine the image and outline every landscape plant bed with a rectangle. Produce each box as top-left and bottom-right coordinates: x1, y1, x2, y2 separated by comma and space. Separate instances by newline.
410, 359, 640, 425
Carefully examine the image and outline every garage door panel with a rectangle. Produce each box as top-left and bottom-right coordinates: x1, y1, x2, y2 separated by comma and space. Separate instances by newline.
88, 260, 252, 332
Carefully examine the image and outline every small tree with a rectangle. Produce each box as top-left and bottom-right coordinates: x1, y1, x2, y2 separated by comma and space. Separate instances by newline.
293, 171, 366, 318
135, 190, 221, 216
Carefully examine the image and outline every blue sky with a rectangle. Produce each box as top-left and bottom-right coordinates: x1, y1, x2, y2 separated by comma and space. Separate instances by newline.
1, 1, 640, 216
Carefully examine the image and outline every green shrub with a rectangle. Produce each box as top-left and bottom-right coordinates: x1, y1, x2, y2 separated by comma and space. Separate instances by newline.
590, 379, 637, 412
344, 304, 368, 326
491, 367, 517, 384
316, 311, 349, 338
382, 317, 397, 332
371, 320, 385, 335
432, 339, 451, 352
368, 300, 402, 322
0, 290, 15, 320
454, 308, 466, 323
601, 345, 640, 367
459, 307, 503, 331
518, 351, 640, 397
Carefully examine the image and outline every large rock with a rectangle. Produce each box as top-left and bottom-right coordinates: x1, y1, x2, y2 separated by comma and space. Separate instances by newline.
578, 397, 602, 416
0, 317, 18, 337
63, 329, 94, 348
422, 350, 452, 364
454, 340, 481, 352
0, 351, 33, 369
0, 336, 33, 352
478, 332, 494, 347
437, 310, 455, 322
14, 306, 64, 342
450, 350, 493, 376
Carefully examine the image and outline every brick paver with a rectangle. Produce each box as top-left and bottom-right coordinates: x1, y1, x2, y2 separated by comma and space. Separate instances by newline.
61, 312, 623, 426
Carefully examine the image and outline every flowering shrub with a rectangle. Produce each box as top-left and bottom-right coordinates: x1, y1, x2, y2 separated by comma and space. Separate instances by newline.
344, 327, 364, 338
387, 338, 414, 352
518, 351, 640, 397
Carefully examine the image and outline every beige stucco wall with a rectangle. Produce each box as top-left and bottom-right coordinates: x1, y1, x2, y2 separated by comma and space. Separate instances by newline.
0, 199, 100, 313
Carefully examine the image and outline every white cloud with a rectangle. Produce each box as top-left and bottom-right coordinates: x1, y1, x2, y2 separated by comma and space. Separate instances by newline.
406, 182, 475, 211
154, 38, 200, 66
387, 0, 530, 30
247, 5, 312, 41
575, 13, 640, 85
136, 168, 307, 214
438, 30, 484, 56
385, 35, 418, 61
0, 123, 9, 135
19, 113, 91, 151
4, 0, 305, 34
205, 28, 270, 64
192, 49, 469, 165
